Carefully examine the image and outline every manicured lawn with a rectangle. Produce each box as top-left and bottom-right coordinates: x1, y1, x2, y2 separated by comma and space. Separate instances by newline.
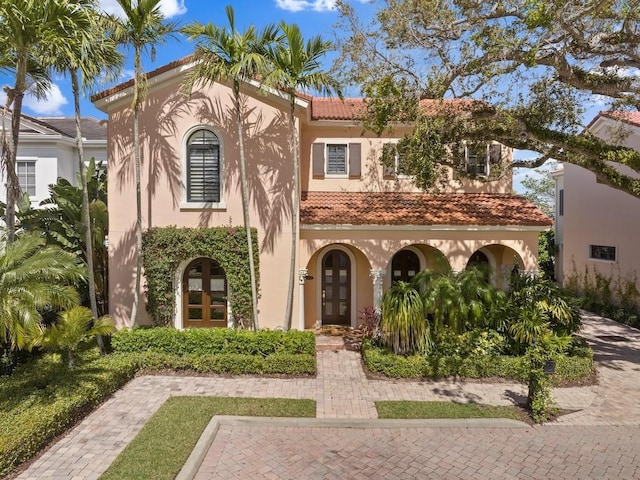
100, 396, 316, 480
376, 400, 527, 421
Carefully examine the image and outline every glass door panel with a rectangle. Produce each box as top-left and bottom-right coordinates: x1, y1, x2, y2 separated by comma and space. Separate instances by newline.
321, 250, 351, 326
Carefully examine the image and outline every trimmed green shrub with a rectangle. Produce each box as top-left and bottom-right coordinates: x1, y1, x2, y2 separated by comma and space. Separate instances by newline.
0, 349, 138, 478
112, 351, 316, 376
111, 328, 315, 356
361, 340, 593, 383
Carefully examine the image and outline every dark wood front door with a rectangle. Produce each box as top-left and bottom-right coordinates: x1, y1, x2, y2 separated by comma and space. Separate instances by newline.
183, 258, 227, 328
322, 250, 351, 325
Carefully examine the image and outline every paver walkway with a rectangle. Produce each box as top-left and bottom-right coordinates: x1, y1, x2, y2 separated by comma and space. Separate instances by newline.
15, 313, 640, 479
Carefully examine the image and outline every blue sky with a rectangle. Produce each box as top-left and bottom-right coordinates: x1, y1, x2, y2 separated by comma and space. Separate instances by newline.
0, 0, 373, 120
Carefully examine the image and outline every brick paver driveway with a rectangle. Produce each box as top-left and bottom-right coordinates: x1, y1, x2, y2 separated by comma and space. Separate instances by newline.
15, 313, 640, 479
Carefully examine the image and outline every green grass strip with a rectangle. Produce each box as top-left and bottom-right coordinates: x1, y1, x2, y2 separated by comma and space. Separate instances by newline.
100, 397, 316, 480
376, 400, 525, 421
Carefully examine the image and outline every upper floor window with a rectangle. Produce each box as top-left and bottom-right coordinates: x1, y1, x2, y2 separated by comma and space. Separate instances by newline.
590, 245, 616, 262
17, 161, 36, 196
326, 144, 347, 175
462, 143, 502, 177
312, 142, 361, 179
187, 129, 220, 203
382, 143, 410, 178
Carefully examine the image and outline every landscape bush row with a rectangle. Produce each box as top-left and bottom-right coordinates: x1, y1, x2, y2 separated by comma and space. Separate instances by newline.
362, 338, 593, 383
111, 327, 315, 356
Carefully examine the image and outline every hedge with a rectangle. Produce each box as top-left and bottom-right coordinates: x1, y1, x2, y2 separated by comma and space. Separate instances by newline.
362, 341, 593, 383
0, 350, 138, 478
114, 351, 316, 375
111, 328, 316, 356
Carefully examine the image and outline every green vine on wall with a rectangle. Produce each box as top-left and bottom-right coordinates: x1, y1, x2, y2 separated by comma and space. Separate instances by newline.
142, 226, 259, 326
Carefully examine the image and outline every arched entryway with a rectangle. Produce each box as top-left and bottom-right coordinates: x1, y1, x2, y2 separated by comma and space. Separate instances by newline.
321, 249, 351, 326
466, 250, 491, 269
390, 249, 421, 283
182, 257, 227, 328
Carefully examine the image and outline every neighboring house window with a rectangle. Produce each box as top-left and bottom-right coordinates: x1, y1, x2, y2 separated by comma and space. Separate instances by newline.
187, 129, 220, 203
590, 245, 616, 262
17, 161, 36, 196
326, 144, 347, 175
559, 189, 564, 216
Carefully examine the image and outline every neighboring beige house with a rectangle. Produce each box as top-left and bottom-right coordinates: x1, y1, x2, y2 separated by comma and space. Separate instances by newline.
0, 113, 107, 207
92, 57, 551, 330
555, 111, 640, 305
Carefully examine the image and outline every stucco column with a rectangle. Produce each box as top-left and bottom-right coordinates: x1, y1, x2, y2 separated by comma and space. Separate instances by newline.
298, 269, 308, 331
370, 269, 385, 311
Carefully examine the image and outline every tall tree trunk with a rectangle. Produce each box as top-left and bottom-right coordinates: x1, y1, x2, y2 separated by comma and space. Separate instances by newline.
71, 71, 105, 355
130, 50, 143, 328
284, 100, 299, 331
234, 86, 259, 330
5, 55, 28, 244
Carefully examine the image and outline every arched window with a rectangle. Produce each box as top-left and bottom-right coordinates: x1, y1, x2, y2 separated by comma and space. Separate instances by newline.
187, 129, 220, 203
391, 249, 421, 283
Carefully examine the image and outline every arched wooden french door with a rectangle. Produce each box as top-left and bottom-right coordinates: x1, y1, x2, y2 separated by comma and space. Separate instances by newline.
321, 250, 351, 325
391, 249, 421, 283
183, 257, 227, 328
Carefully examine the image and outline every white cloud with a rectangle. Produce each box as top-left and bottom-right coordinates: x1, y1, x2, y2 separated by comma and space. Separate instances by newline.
98, 0, 186, 19
275, 0, 367, 12
23, 84, 69, 115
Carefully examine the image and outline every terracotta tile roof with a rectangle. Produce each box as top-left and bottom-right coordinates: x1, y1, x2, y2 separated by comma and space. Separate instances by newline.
602, 111, 640, 128
300, 191, 552, 227
586, 110, 640, 130
310, 98, 491, 121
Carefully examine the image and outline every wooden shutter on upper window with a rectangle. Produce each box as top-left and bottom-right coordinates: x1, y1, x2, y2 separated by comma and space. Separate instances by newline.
312, 143, 325, 178
348, 143, 361, 178
489, 143, 502, 164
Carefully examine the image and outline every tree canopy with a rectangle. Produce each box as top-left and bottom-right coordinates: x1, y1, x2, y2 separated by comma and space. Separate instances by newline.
335, 0, 640, 198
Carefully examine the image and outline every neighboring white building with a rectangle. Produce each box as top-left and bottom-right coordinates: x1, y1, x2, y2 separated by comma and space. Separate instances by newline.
555, 111, 640, 306
1, 113, 107, 207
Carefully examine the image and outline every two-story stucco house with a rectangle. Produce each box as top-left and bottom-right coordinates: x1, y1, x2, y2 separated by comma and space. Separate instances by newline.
554, 111, 640, 305
92, 57, 551, 330
1, 113, 107, 207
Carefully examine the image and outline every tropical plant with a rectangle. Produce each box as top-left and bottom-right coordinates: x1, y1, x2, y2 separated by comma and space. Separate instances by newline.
107, 0, 178, 327
0, 233, 85, 349
182, 6, 278, 330
0, 0, 94, 242
412, 268, 504, 334
38, 306, 115, 368
381, 281, 429, 355
18, 161, 109, 316
261, 22, 341, 330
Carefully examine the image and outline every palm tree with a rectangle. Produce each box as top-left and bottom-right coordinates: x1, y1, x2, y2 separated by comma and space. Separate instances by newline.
182, 6, 278, 330
0, 0, 91, 243
39, 306, 115, 368
261, 22, 341, 331
0, 233, 85, 350
49, 1, 122, 352
108, 0, 177, 327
